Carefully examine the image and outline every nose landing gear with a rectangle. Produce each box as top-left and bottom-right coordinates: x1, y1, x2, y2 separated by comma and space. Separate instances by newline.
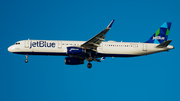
25, 55, 28, 63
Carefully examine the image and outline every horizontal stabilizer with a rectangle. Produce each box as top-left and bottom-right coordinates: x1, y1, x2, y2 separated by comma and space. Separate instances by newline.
156, 40, 172, 48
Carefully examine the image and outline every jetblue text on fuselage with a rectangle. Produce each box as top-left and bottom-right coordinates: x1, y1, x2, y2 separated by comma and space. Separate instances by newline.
30, 41, 55, 49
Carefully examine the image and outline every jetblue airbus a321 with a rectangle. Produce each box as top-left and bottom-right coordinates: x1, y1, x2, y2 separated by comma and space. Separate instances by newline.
8, 20, 174, 68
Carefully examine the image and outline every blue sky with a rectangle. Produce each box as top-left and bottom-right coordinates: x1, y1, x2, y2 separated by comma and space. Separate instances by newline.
1, 0, 180, 101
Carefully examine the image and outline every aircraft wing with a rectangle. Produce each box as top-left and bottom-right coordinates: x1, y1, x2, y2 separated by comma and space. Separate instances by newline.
81, 20, 114, 51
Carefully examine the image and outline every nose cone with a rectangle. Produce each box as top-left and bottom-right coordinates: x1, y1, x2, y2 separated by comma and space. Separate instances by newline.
8, 46, 15, 52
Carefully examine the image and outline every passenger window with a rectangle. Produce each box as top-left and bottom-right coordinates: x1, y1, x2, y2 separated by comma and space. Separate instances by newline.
15, 43, 20, 45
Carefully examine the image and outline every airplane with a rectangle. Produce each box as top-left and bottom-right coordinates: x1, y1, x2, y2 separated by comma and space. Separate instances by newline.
8, 20, 174, 68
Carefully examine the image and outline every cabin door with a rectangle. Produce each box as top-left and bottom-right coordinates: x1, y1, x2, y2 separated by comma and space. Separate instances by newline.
143, 44, 147, 51
58, 41, 62, 49
24, 40, 29, 48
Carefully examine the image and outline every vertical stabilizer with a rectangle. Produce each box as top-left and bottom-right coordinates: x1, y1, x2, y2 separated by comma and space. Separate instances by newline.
145, 22, 172, 44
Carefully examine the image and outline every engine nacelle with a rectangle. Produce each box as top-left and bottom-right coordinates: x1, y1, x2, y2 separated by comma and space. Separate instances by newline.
67, 47, 86, 54
65, 57, 84, 65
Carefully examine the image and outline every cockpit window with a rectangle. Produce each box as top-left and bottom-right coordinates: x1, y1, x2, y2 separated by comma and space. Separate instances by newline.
15, 42, 20, 45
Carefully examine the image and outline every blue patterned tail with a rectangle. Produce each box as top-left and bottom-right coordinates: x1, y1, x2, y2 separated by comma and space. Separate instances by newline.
145, 22, 172, 44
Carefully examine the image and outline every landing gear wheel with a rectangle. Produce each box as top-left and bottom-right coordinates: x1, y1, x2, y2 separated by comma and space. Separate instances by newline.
25, 59, 28, 63
87, 63, 92, 69
25, 55, 28, 63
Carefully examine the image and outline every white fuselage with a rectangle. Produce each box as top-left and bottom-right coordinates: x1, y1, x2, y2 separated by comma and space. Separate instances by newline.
8, 40, 174, 57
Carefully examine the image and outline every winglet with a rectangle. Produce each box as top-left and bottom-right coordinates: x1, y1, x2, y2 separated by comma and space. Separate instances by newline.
101, 57, 106, 60
107, 20, 115, 29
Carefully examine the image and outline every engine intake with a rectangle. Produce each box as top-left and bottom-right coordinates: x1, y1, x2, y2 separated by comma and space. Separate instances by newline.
67, 47, 86, 54
65, 57, 84, 65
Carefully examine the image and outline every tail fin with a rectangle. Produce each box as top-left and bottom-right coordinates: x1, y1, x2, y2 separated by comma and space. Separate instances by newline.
145, 22, 172, 44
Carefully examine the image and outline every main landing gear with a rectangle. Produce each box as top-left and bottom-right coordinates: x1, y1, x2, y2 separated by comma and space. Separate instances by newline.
25, 55, 28, 63
87, 63, 92, 69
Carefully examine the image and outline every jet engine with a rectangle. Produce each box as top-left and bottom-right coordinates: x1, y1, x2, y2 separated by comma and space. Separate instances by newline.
67, 47, 86, 54
65, 57, 84, 65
